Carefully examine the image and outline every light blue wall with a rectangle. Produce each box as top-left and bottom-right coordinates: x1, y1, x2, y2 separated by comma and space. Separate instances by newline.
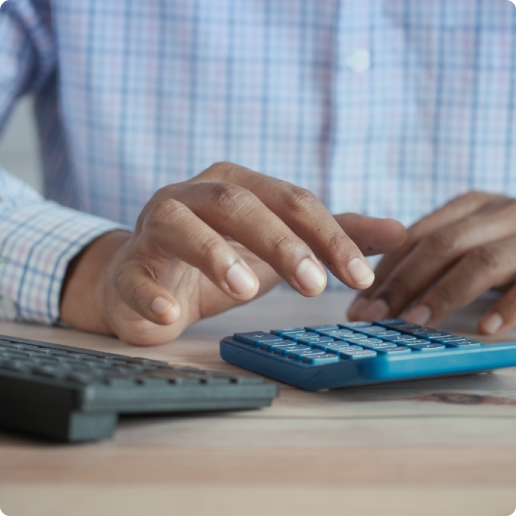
0, 96, 43, 193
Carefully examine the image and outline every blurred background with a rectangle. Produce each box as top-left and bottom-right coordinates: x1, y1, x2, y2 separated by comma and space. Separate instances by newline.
0, 96, 43, 193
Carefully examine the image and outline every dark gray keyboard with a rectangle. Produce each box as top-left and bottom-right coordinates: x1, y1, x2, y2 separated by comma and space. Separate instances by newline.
0, 334, 278, 441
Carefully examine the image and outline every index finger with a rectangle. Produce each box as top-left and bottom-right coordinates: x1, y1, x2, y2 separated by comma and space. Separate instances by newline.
347, 190, 495, 320
198, 163, 375, 289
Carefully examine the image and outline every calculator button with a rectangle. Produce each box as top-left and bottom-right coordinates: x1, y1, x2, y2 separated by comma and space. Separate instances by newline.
358, 342, 397, 350
353, 338, 386, 345
383, 335, 417, 343
286, 332, 321, 342
332, 345, 365, 353
234, 332, 285, 345
293, 336, 335, 345
301, 353, 340, 365
270, 328, 304, 336
338, 349, 377, 359
373, 318, 407, 327
316, 329, 356, 338
288, 349, 327, 359
443, 340, 482, 347
357, 327, 401, 337
390, 323, 422, 332
436, 336, 467, 344
401, 339, 435, 346
272, 344, 312, 355
409, 343, 446, 351
338, 322, 372, 329
338, 334, 368, 342
374, 346, 412, 354
304, 324, 339, 332
425, 333, 453, 341
354, 326, 386, 334
411, 328, 439, 336
316, 342, 357, 352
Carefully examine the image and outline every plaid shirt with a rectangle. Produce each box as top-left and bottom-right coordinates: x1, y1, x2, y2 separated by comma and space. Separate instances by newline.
1, 0, 516, 324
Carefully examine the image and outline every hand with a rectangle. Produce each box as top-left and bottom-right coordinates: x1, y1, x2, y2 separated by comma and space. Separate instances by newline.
348, 190, 516, 335
60, 162, 405, 345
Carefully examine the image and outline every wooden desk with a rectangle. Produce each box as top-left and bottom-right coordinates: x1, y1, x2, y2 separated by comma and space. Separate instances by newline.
1, 290, 515, 516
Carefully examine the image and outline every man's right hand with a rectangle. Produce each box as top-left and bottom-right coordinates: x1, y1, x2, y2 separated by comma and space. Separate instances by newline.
60, 162, 406, 345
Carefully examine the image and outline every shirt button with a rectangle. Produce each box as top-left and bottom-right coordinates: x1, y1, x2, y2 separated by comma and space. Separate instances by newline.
345, 49, 371, 73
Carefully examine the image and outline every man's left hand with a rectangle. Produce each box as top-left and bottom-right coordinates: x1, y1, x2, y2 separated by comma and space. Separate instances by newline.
348, 191, 516, 335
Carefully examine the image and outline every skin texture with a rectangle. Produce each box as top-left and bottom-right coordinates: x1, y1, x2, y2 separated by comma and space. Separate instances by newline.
348, 190, 516, 336
60, 162, 406, 345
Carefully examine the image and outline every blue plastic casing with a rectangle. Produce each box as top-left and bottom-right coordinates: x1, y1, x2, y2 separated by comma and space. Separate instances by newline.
219, 320, 516, 391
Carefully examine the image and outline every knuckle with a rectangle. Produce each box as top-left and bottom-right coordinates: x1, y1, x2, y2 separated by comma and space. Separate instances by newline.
281, 185, 317, 214
266, 232, 299, 260
202, 161, 234, 180
468, 246, 500, 272
209, 183, 249, 211
325, 232, 354, 261
424, 228, 460, 256
148, 198, 184, 226
197, 234, 225, 264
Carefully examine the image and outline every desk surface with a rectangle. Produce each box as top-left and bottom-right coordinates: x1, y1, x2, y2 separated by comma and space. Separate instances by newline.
1, 290, 515, 516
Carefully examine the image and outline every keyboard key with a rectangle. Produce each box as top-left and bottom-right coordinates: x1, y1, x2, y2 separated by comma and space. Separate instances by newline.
234, 332, 284, 345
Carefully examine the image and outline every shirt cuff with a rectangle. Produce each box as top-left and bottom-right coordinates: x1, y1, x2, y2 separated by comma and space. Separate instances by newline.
0, 200, 131, 324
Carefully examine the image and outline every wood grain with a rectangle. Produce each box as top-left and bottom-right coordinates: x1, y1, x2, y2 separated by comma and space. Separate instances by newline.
1, 290, 515, 515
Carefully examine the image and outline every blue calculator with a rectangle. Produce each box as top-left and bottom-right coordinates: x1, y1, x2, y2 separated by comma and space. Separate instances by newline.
219, 319, 516, 391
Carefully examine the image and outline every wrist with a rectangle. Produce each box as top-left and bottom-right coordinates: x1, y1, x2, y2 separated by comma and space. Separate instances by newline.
60, 230, 132, 334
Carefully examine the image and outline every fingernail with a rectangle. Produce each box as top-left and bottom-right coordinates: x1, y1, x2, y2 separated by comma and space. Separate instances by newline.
296, 258, 326, 291
481, 312, 503, 334
226, 262, 256, 295
151, 296, 174, 315
362, 298, 389, 321
348, 297, 368, 319
402, 304, 432, 325
347, 257, 374, 287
